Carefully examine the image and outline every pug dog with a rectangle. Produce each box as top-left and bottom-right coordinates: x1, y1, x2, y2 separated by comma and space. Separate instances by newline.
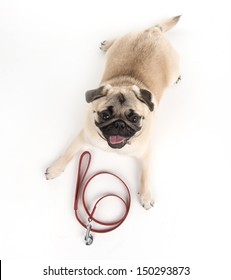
45, 16, 181, 209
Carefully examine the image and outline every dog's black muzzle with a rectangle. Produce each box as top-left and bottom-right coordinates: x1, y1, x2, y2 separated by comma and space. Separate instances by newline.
96, 120, 141, 149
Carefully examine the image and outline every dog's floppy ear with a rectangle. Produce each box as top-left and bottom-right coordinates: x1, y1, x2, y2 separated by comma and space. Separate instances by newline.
133, 86, 154, 111
85, 86, 105, 103
139, 89, 154, 111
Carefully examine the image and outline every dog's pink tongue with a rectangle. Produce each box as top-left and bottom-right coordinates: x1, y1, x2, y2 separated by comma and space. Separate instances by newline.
109, 135, 125, 144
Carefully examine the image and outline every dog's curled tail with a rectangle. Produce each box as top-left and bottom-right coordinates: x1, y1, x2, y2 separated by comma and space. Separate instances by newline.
155, 15, 181, 32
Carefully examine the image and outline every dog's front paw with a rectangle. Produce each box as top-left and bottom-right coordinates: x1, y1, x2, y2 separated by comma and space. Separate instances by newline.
45, 158, 65, 180
139, 191, 154, 210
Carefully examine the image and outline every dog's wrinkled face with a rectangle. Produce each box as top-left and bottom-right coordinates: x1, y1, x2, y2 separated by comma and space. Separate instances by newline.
86, 85, 154, 149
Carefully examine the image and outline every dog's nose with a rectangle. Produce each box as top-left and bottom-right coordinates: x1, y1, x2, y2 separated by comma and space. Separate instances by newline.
114, 121, 126, 130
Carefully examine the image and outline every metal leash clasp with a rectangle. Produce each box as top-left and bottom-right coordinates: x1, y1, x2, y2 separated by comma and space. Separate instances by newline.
84, 218, 93, 245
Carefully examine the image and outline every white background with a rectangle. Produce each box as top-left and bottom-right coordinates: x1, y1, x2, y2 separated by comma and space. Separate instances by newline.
0, 0, 231, 279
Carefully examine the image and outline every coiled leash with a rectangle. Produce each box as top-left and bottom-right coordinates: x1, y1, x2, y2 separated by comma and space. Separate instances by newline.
74, 151, 131, 245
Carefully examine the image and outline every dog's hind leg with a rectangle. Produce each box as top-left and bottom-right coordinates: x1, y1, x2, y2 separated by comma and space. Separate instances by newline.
148, 15, 181, 33
100, 40, 115, 52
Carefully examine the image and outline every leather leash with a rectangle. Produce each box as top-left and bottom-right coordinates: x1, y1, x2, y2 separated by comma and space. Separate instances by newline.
74, 151, 131, 245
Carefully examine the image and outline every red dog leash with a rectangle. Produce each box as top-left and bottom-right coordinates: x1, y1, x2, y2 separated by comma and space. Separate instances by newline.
74, 151, 131, 245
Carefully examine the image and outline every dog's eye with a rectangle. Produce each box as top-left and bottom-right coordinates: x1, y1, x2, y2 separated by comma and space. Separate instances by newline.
100, 111, 111, 120
129, 114, 140, 123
